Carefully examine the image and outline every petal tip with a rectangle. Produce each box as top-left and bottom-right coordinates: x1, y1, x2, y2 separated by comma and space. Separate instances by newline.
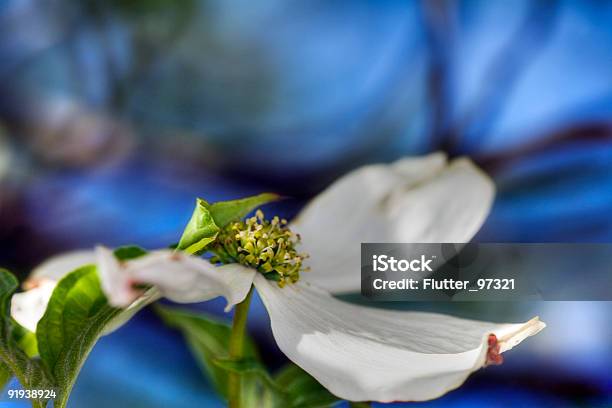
498, 316, 546, 354
451, 156, 496, 194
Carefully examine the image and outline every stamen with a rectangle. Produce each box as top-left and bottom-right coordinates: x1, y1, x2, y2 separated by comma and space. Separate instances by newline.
210, 211, 308, 287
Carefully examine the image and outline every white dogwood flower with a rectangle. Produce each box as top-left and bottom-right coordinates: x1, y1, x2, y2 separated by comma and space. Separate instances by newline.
13, 153, 544, 402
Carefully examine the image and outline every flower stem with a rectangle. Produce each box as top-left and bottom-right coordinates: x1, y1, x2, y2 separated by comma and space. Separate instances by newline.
227, 286, 254, 408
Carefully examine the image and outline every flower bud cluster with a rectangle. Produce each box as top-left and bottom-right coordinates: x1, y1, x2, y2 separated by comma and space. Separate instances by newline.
211, 210, 307, 287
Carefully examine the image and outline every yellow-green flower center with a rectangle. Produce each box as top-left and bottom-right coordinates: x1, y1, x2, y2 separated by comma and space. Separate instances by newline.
210, 210, 307, 287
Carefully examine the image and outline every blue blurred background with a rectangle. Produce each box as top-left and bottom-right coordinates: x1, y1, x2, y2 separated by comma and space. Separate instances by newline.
0, 0, 611, 406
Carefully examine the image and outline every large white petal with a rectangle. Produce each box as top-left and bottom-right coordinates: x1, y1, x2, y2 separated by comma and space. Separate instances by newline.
96, 247, 255, 311
254, 276, 544, 402
291, 153, 495, 293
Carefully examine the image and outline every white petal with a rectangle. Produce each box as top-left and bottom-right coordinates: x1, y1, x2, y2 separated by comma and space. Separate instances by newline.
75, 247, 161, 335
102, 287, 161, 335
11, 279, 56, 332
13, 249, 96, 333
96, 246, 140, 307
291, 153, 495, 293
96, 247, 255, 311
31, 250, 96, 281
254, 276, 544, 402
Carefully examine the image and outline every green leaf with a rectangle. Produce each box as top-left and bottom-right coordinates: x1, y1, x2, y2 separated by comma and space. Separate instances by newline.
12, 323, 38, 358
275, 364, 339, 407
207, 193, 281, 228
213, 357, 282, 393
156, 305, 335, 408
36, 265, 124, 408
2, 256, 159, 408
212, 358, 338, 407
113, 245, 148, 261
155, 305, 281, 406
213, 357, 291, 407
155, 305, 259, 398
0, 269, 53, 408
176, 198, 221, 253
36, 266, 119, 406
0, 361, 11, 390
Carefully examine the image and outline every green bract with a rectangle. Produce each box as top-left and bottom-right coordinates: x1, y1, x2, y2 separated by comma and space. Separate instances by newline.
207, 193, 281, 228
176, 198, 220, 254
177, 193, 280, 254
175, 193, 308, 286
